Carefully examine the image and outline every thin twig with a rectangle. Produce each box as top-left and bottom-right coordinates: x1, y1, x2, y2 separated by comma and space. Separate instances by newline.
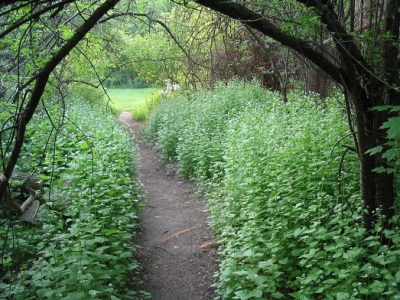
161, 226, 199, 243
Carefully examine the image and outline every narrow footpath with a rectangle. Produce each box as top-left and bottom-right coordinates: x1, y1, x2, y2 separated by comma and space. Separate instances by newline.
119, 112, 218, 300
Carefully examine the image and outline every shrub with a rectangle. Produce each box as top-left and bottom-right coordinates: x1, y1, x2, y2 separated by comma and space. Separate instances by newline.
0, 97, 144, 299
146, 80, 400, 299
146, 80, 267, 179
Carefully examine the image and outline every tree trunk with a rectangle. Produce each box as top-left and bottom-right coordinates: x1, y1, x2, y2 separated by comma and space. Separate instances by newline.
354, 91, 396, 234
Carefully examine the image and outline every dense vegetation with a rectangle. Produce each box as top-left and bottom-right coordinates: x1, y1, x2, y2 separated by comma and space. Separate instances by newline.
146, 80, 400, 299
105, 69, 152, 89
2, 0, 399, 233
0, 97, 144, 299
1, 1, 400, 299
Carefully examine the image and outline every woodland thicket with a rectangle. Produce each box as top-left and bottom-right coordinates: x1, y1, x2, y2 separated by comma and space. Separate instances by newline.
1, 0, 400, 299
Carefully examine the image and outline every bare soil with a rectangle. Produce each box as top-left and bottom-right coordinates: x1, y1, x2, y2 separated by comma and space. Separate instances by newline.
119, 112, 218, 300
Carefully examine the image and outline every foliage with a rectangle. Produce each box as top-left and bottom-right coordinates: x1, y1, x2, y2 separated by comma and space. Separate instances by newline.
71, 84, 108, 106
122, 3, 245, 88
146, 80, 400, 299
0, 0, 126, 211
367, 106, 400, 175
192, 0, 400, 232
0, 97, 144, 299
124, 30, 184, 85
130, 90, 164, 122
145, 80, 267, 178
2, 1, 400, 298
105, 68, 152, 89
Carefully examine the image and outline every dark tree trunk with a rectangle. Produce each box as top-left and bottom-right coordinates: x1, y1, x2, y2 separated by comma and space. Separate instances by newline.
352, 89, 397, 233
356, 109, 379, 230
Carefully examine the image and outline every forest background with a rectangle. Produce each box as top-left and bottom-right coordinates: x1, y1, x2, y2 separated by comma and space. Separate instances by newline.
1, 0, 400, 299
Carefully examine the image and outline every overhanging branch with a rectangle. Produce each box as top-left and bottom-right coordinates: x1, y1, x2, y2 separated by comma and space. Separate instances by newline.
194, 0, 346, 85
100, 11, 211, 70
0, 0, 121, 202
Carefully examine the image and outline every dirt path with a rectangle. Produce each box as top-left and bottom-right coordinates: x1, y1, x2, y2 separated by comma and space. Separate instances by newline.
119, 112, 218, 300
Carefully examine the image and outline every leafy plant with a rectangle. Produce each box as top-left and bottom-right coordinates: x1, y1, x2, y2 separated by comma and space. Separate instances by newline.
146, 80, 400, 299
0, 97, 145, 299
367, 105, 400, 177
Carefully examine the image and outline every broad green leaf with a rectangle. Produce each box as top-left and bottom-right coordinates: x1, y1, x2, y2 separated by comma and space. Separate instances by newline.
258, 260, 273, 268
293, 228, 304, 238
272, 292, 284, 299
366, 145, 383, 155
105, 229, 120, 236
381, 117, 400, 139
395, 270, 400, 282
233, 270, 248, 276
234, 289, 255, 300
62, 292, 86, 300
336, 292, 350, 300
369, 281, 386, 293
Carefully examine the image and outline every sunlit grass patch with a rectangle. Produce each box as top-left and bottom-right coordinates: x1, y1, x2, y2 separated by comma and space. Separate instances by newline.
106, 88, 160, 114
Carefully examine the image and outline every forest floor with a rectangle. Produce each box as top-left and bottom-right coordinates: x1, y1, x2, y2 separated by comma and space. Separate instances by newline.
119, 112, 218, 300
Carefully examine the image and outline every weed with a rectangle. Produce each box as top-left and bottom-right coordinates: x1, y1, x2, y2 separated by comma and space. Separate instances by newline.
0, 97, 144, 299
146, 80, 400, 299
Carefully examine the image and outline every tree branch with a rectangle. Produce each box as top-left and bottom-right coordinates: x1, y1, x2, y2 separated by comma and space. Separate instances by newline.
295, 0, 373, 83
382, 0, 400, 96
194, 0, 346, 85
0, 0, 75, 39
0, 0, 121, 203
100, 11, 211, 71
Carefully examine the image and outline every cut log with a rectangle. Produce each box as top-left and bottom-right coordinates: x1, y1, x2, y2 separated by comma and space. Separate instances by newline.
0, 172, 42, 223
20, 193, 36, 212
20, 200, 40, 223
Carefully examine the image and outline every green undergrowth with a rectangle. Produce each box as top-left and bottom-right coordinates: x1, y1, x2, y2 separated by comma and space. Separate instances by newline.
0, 98, 145, 299
145, 81, 268, 179
146, 80, 400, 299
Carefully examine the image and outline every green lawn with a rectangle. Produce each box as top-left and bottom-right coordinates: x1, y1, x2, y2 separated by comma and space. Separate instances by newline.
106, 88, 159, 112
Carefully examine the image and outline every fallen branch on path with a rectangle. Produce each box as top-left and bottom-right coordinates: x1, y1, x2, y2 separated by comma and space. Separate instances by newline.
161, 226, 199, 243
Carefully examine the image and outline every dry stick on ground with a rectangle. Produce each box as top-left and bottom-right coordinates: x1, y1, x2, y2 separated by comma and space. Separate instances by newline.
161, 226, 199, 243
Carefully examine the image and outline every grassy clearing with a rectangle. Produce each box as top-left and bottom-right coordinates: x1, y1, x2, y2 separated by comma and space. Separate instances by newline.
106, 88, 160, 120
146, 80, 400, 299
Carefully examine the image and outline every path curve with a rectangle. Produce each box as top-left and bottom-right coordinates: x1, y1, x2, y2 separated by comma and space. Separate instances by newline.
119, 112, 218, 300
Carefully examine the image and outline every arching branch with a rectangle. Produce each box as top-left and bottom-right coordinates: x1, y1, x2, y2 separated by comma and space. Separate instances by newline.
0, 0, 121, 202
194, 0, 346, 85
